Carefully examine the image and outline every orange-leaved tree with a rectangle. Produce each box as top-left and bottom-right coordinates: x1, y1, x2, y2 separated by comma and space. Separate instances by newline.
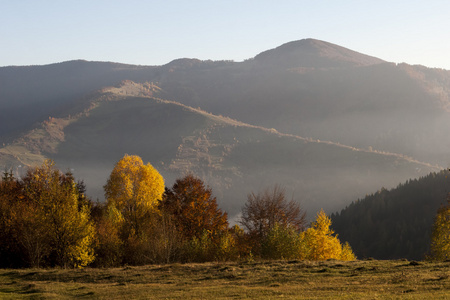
159, 174, 229, 261
160, 174, 228, 240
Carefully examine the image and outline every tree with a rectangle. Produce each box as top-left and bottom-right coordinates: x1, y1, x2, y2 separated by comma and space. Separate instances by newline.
104, 154, 165, 237
0, 169, 24, 267
240, 185, 306, 240
8, 160, 95, 267
300, 209, 355, 261
429, 197, 450, 260
160, 174, 228, 241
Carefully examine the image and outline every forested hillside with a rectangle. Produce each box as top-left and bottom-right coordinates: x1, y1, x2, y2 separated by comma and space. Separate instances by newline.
331, 170, 450, 260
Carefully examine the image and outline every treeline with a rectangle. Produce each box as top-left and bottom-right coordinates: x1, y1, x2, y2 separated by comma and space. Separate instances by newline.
331, 170, 450, 260
0, 155, 355, 268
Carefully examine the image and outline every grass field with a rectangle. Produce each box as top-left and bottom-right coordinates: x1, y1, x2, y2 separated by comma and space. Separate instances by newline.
0, 259, 449, 299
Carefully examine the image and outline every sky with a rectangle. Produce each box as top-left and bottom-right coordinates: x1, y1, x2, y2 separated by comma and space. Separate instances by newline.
1, 0, 450, 69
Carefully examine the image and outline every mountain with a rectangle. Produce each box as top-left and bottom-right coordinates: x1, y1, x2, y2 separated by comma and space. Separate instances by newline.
253, 39, 385, 68
154, 46, 450, 167
331, 170, 450, 260
0, 80, 439, 221
0, 60, 157, 142
1, 38, 450, 223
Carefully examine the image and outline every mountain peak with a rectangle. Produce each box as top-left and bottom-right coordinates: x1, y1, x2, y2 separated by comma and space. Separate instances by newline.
254, 38, 385, 68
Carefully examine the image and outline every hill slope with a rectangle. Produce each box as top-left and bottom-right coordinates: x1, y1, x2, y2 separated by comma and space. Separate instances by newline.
0, 81, 439, 220
331, 170, 450, 260
0, 60, 157, 143
2, 39, 450, 166
155, 47, 450, 167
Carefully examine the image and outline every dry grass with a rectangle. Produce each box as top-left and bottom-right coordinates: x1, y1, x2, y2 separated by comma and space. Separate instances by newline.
0, 259, 449, 299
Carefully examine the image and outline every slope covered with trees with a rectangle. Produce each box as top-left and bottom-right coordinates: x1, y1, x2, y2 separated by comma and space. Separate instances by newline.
331, 170, 450, 260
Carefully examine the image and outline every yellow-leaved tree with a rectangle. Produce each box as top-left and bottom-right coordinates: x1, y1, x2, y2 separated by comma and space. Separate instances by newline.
300, 209, 356, 261
17, 160, 95, 268
103, 154, 165, 264
429, 198, 450, 260
104, 154, 165, 236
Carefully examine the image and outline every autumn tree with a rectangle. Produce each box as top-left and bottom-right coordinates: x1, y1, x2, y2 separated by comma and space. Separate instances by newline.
429, 197, 450, 260
2, 161, 96, 268
300, 209, 356, 261
240, 185, 306, 255
21, 160, 95, 267
104, 154, 165, 237
160, 174, 228, 241
159, 174, 229, 261
103, 154, 165, 264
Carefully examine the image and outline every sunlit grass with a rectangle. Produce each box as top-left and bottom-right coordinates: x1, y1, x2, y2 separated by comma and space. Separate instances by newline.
0, 260, 449, 299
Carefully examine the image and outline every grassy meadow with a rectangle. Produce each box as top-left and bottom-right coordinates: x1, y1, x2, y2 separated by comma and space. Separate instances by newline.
0, 259, 449, 299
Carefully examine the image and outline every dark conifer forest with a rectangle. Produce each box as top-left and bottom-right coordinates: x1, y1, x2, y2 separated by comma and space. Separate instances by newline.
332, 170, 450, 260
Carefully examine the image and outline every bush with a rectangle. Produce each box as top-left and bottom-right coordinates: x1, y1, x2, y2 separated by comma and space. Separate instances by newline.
261, 223, 303, 260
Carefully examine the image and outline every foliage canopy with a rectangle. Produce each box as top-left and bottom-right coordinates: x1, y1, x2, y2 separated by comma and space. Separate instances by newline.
0, 160, 95, 268
104, 154, 165, 236
160, 174, 228, 240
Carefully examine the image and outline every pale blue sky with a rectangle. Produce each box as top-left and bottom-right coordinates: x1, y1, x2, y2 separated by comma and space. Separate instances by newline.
1, 0, 450, 69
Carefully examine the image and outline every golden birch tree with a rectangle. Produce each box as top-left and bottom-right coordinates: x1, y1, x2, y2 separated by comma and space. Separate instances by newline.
104, 154, 165, 237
